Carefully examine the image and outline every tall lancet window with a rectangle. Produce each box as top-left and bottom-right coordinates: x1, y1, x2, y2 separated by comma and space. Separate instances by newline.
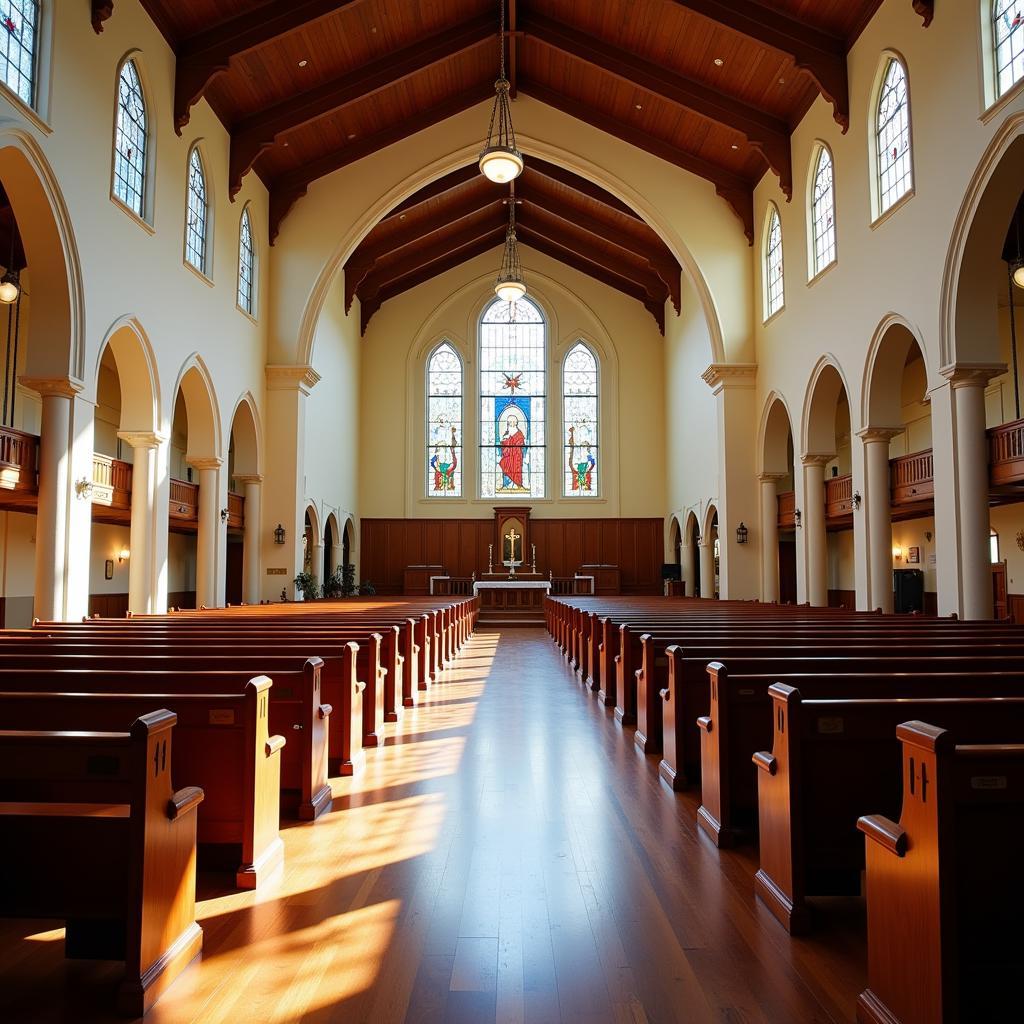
426, 342, 463, 497
810, 146, 836, 276
875, 57, 913, 215
113, 58, 148, 217
238, 206, 256, 314
0, 0, 39, 106
763, 204, 784, 320
184, 146, 209, 274
562, 342, 599, 497
479, 296, 546, 498
994, 1, 1024, 98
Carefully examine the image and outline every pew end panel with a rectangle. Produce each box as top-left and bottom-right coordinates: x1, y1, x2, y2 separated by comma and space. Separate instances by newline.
658, 646, 688, 791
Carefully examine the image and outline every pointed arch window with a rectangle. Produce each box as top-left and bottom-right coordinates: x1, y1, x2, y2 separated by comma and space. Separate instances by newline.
562, 342, 599, 497
113, 58, 148, 218
479, 297, 546, 498
238, 207, 256, 315
184, 147, 209, 274
875, 57, 913, 215
763, 205, 784, 320
426, 342, 463, 497
810, 146, 836, 276
0, 1, 39, 107
994, 2, 1024, 97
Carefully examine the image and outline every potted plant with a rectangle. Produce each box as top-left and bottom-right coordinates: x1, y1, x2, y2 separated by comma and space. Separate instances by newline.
293, 571, 320, 600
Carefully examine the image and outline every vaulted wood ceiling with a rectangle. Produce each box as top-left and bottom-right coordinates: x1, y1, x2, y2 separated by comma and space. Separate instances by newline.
94, 0, 934, 320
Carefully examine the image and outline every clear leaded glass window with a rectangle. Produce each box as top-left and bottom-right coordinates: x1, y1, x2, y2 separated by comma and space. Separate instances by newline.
810, 147, 836, 276
0, 1, 38, 107
238, 207, 255, 314
480, 296, 546, 498
184, 147, 208, 274
113, 59, 147, 217
876, 58, 913, 215
562, 342, 598, 497
764, 205, 784, 320
995, 1, 1024, 97
427, 342, 462, 497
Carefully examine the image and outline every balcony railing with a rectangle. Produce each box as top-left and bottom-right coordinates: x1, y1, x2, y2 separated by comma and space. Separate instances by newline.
988, 416, 1024, 486
825, 474, 853, 519
169, 478, 199, 522
227, 490, 245, 529
777, 489, 796, 528
890, 450, 934, 506
0, 426, 38, 493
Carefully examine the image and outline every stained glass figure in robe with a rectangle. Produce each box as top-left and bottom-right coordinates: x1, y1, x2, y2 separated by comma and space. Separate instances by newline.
426, 342, 462, 497
562, 342, 599, 497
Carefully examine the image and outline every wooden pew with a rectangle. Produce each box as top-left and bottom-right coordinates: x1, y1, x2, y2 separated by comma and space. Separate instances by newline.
752, 685, 1024, 933
0, 680, 284, 889
0, 710, 204, 1016
857, 722, 1024, 1024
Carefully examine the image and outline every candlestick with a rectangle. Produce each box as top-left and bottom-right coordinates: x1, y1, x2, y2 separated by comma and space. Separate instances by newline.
532, 543, 537, 573
488, 543, 493, 574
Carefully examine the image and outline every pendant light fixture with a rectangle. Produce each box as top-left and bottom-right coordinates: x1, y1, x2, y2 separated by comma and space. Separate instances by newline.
1010, 201, 1024, 289
0, 213, 20, 305
479, 1, 523, 185
495, 192, 526, 303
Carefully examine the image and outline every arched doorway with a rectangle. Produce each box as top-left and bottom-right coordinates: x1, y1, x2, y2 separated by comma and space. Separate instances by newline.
301, 503, 322, 599
701, 504, 720, 599
759, 395, 796, 603
683, 511, 700, 597
227, 397, 261, 604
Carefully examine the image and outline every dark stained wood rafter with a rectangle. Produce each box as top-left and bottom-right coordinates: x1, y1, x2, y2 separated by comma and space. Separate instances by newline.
665, 0, 851, 131
269, 85, 493, 243
913, 0, 935, 27
91, 0, 114, 33
228, 14, 495, 198
173, 0, 374, 133
383, 166, 482, 223
521, 78, 755, 244
526, 158, 642, 221
508, 0, 519, 99
521, 10, 793, 199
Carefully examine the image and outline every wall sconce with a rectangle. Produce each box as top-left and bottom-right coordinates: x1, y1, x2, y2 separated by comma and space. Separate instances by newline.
892, 546, 903, 562
74, 477, 93, 500
118, 547, 130, 563
274, 523, 286, 545
794, 509, 802, 528
220, 507, 229, 523
735, 522, 749, 545
694, 532, 702, 545
852, 491, 862, 511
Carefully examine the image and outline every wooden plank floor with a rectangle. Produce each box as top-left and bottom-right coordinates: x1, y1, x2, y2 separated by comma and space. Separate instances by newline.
0, 628, 865, 1023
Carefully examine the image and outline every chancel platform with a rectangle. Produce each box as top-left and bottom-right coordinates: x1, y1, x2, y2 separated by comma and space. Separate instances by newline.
474, 576, 550, 626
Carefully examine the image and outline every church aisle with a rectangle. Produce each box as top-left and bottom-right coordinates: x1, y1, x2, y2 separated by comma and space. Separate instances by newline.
1, 629, 863, 1024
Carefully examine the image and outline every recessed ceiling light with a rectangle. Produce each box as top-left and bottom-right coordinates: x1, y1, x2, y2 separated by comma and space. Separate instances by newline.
298, 59, 308, 68
731, 143, 739, 150
635, 103, 642, 110
779, 77, 786, 85
713, 57, 724, 67
399, 214, 406, 220
282, 141, 289, 147
347, 133, 357, 140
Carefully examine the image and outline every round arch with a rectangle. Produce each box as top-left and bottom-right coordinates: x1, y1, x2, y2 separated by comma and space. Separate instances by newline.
758, 391, 796, 476
702, 501, 720, 540
802, 356, 853, 456
862, 314, 930, 429
171, 355, 221, 461
94, 316, 160, 434
228, 392, 261, 478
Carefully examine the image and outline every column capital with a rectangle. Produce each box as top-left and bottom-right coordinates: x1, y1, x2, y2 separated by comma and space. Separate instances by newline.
233, 473, 264, 485
187, 456, 223, 471
800, 452, 831, 467
19, 376, 83, 399
701, 362, 757, 394
940, 362, 1006, 389
856, 426, 902, 443
117, 430, 166, 449
758, 471, 788, 483
266, 364, 321, 395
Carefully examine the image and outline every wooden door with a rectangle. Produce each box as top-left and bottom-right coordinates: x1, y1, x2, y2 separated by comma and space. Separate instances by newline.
226, 538, 244, 606
779, 538, 797, 605
992, 561, 1008, 620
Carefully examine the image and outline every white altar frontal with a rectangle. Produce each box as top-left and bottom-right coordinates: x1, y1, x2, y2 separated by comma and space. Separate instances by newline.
473, 579, 550, 625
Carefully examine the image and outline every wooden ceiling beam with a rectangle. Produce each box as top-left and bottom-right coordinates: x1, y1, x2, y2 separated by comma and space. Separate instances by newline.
521, 79, 754, 244
269, 85, 492, 243
508, 0, 519, 99
383, 166, 482, 222
173, 0, 373, 133
525, 159, 642, 221
522, 11, 793, 199
362, 229, 506, 333
912, 1, 935, 26
229, 14, 494, 198
665, 0, 850, 131
92, 1, 114, 33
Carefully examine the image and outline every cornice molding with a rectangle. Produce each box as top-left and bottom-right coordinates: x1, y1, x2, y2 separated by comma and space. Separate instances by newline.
266, 364, 322, 394
117, 430, 167, 449
701, 362, 757, 394
187, 456, 224, 471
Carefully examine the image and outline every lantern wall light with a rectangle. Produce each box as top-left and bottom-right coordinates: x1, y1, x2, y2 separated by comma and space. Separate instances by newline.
735, 522, 749, 545
274, 523, 286, 545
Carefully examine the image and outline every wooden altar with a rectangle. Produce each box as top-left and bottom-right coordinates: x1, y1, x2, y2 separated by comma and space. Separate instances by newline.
474, 578, 550, 626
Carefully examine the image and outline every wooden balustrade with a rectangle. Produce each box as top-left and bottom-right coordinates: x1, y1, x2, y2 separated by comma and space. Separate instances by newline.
776, 490, 796, 528
227, 491, 245, 529
824, 473, 853, 521
169, 478, 199, 522
988, 417, 1024, 486
889, 450, 934, 506
0, 426, 38, 493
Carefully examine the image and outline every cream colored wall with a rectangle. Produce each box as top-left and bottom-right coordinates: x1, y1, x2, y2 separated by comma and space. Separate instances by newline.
359, 246, 664, 519
990, 504, 1024, 590
89, 523, 132, 595
0, 511, 35, 626
891, 516, 938, 593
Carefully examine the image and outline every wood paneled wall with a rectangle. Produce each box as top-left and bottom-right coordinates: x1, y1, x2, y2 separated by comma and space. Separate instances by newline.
360, 518, 665, 595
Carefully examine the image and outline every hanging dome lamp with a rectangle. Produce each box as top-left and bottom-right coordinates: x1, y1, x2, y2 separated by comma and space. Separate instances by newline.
495, 195, 526, 303
478, 1, 523, 184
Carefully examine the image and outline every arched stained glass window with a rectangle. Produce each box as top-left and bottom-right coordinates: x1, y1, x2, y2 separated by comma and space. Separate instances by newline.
562, 342, 599, 497
426, 342, 462, 497
185, 147, 209, 274
994, 1, 1024, 97
0, 1, 39, 106
113, 59, 147, 217
238, 207, 255, 315
876, 57, 913, 215
810, 146, 836, 276
479, 297, 546, 498
764, 205, 784, 320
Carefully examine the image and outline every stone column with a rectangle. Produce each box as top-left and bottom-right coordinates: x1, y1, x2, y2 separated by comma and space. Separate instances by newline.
858, 428, 901, 613
310, 539, 325, 597
943, 366, 1001, 619
681, 530, 696, 597
235, 475, 263, 605
118, 431, 165, 614
699, 538, 716, 599
759, 474, 785, 603
802, 455, 829, 607
190, 457, 222, 609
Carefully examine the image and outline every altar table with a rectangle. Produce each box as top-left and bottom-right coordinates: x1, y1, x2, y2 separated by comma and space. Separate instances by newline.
473, 580, 551, 625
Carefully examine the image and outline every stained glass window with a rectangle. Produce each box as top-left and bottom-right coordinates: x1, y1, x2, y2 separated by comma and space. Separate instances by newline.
427, 342, 462, 497
185, 147, 208, 274
562, 342, 598, 497
238, 207, 255, 314
764, 205, 784, 320
810, 146, 836, 276
0, 1, 38, 107
995, 2, 1024, 97
876, 58, 913, 215
479, 297, 546, 498
113, 59, 147, 217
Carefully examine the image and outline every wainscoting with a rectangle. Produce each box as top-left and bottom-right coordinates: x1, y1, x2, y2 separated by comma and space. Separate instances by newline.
360, 517, 664, 594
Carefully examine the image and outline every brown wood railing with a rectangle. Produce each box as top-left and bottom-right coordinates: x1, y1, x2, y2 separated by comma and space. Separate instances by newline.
169, 478, 199, 522
890, 450, 934, 506
433, 576, 474, 596
824, 474, 853, 519
550, 576, 595, 596
988, 417, 1024, 486
227, 490, 245, 529
0, 426, 38, 493
777, 490, 796, 528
